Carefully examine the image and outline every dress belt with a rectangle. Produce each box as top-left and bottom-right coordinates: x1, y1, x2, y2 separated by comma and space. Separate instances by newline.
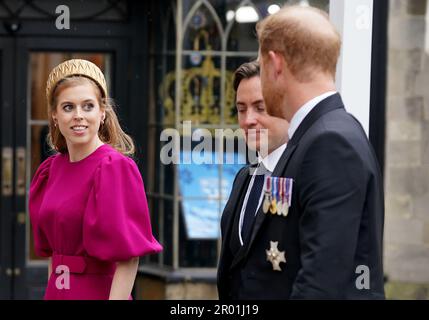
52, 254, 115, 275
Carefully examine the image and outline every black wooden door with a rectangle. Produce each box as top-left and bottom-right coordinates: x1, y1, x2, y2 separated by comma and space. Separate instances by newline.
0, 37, 14, 300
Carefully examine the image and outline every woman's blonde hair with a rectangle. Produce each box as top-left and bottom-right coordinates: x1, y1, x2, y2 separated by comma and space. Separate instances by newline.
47, 76, 135, 156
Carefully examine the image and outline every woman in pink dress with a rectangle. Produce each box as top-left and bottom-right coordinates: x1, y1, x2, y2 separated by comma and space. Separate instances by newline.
29, 59, 162, 300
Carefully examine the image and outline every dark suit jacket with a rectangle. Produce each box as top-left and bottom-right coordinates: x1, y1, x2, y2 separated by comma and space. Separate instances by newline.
217, 93, 385, 300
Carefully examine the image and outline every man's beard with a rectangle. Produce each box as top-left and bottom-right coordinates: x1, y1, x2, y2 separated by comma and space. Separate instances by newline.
262, 82, 285, 119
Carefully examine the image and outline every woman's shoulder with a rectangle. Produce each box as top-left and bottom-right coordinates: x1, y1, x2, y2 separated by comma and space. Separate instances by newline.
30, 153, 61, 186
36, 153, 62, 173
97, 145, 138, 170
92, 147, 142, 188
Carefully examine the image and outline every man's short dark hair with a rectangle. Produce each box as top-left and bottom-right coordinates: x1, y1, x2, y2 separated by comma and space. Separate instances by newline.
233, 60, 260, 91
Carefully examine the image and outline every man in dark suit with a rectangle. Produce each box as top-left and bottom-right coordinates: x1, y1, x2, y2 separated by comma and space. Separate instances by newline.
237, 5, 383, 299
217, 61, 289, 300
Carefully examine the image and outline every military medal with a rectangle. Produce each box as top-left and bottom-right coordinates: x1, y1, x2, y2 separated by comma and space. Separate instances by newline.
277, 178, 284, 216
262, 176, 271, 214
282, 200, 289, 217
270, 200, 277, 214
281, 178, 287, 216
269, 177, 277, 214
282, 178, 293, 217
266, 241, 286, 271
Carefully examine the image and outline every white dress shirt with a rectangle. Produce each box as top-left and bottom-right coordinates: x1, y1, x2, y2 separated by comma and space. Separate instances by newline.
288, 91, 337, 140
238, 143, 287, 246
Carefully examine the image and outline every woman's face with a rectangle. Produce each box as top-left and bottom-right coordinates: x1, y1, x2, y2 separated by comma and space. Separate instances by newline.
52, 83, 105, 150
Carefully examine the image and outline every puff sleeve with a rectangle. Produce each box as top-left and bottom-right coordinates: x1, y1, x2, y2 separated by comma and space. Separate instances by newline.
29, 156, 55, 258
83, 154, 163, 261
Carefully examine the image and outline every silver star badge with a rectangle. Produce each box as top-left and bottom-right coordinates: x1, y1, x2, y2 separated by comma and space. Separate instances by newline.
266, 241, 286, 271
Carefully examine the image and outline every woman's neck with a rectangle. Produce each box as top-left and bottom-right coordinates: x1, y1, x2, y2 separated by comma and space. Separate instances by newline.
67, 139, 104, 162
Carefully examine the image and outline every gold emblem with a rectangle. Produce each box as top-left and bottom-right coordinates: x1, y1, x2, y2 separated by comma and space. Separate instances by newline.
159, 30, 236, 126
266, 241, 286, 271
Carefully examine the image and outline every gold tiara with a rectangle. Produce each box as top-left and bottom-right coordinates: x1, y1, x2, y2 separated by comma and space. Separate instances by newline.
46, 59, 108, 105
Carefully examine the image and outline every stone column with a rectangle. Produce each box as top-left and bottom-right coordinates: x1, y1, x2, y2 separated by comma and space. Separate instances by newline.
385, 0, 429, 299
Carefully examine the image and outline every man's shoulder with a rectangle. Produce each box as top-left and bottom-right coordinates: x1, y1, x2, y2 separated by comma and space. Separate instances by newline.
227, 164, 254, 193
234, 165, 251, 181
304, 107, 368, 145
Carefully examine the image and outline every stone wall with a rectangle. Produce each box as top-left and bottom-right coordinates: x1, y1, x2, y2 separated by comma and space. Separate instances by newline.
385, 0, 429, 299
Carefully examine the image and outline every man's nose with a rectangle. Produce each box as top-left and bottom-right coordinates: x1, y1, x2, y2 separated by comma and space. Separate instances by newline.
245, 109, 258, 126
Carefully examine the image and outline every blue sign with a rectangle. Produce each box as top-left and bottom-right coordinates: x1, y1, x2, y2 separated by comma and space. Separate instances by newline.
178, 151, 245, 239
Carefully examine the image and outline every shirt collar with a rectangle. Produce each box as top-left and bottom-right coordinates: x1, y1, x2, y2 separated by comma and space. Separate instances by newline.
288, 91, 337, 140
258, 143, 287, 173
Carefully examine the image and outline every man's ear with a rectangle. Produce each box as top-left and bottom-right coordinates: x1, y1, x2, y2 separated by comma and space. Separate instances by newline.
268, 50, 285, 78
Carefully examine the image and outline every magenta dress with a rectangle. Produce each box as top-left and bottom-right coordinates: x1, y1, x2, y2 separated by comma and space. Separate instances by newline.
29, 144, 162, 300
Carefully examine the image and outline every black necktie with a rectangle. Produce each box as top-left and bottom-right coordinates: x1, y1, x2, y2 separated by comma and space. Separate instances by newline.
241, 164, 266, 244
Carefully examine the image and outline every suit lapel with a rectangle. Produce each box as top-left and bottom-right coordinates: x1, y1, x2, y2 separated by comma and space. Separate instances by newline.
229, 93, 345, 270
220, 166, 252, 263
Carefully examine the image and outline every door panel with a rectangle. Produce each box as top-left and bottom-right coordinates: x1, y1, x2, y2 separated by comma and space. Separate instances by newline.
0, 38, 14, 299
